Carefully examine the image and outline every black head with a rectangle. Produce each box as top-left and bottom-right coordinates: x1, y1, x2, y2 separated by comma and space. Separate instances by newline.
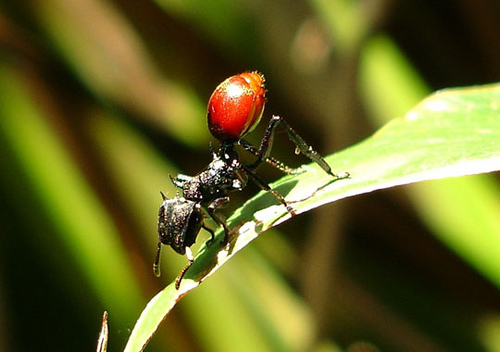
157, 194, 203, 254
154, 193, 204, 277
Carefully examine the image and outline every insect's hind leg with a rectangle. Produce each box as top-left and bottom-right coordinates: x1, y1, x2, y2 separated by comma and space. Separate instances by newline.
243, 115, 339, 177
239, 139, 303, 175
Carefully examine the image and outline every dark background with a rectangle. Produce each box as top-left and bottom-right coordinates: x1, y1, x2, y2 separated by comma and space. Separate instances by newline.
0, 1, 499, 351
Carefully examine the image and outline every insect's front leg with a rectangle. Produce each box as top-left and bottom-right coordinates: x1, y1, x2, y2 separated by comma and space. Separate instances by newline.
175, 247, 194, 289
206, 196, 231, 245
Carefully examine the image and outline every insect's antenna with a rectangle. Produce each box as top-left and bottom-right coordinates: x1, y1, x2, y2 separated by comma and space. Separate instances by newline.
153, 241, 162, 277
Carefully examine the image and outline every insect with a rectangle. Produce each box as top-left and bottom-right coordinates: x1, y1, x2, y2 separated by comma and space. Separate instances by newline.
155, 72, 348, 288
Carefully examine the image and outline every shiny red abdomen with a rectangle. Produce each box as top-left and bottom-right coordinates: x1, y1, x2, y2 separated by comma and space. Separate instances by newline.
207, 72, 266, 142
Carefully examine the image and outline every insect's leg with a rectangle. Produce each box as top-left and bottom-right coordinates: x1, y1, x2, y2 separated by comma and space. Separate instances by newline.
241, 164, 296, 216
202, 223, 216, 245
251, 115, 344, 177
211, 212, 231, 245
274, 115, 340, 177
239, 139, 303, 175
206, 197, 231, 245
175, 247, 194, 289
153, 241, 162, 277
239, 115, 280, 170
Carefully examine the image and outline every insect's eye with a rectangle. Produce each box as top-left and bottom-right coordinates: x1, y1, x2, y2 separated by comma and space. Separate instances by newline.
207, 72, 266, 142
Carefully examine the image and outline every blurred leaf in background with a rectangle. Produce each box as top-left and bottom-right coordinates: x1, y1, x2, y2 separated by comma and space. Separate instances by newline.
0, 0, 498, 352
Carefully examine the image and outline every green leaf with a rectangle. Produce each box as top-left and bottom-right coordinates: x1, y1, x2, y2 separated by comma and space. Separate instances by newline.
124, 83, 500, 351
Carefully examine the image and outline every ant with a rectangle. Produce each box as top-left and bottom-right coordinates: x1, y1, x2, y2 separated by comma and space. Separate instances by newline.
155, 72, 348, 288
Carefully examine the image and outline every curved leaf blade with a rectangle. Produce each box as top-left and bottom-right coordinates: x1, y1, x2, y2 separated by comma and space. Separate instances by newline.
125, 83, 500, 351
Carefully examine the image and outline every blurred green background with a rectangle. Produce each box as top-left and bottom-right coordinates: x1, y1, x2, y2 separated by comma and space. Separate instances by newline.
0, 1, 499, 351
